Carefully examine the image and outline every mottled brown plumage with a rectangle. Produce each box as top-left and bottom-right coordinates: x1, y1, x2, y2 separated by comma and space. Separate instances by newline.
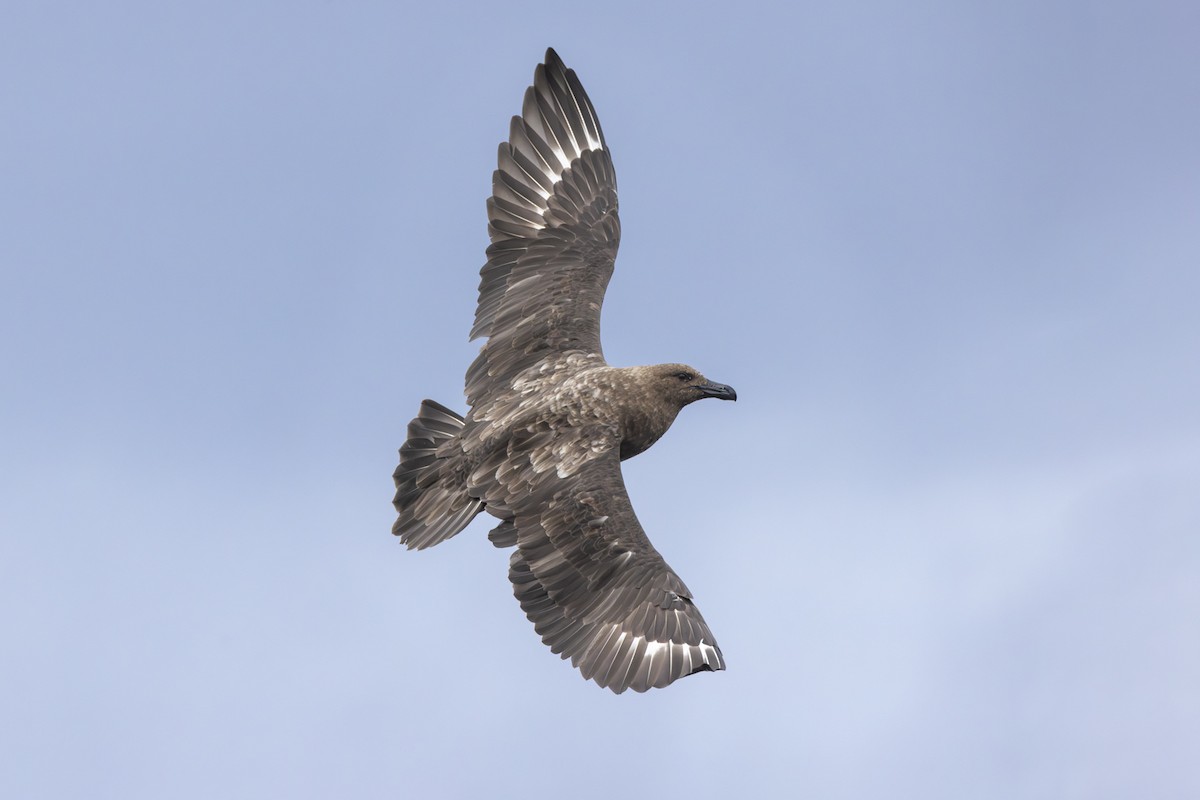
392, 49, 736, 693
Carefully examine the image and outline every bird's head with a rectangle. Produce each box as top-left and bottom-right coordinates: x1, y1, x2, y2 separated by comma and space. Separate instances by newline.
648, 363, 738, 409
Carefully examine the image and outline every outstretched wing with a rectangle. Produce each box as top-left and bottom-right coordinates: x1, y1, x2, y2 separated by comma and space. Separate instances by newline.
466, 48, 620, 408
481, 448, 724, 693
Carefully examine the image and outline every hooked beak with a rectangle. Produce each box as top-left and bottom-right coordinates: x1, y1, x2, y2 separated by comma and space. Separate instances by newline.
697, 381, 737, 401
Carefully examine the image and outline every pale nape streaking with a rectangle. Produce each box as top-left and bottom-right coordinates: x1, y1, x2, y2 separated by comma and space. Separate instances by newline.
392, 48, 736, 693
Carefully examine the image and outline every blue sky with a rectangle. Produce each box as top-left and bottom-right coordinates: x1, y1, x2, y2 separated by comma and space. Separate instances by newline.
3, 1, 1198, 797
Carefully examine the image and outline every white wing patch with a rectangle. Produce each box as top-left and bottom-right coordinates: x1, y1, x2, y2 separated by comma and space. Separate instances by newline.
505, 56, 607, 234
582, 623, 725, 691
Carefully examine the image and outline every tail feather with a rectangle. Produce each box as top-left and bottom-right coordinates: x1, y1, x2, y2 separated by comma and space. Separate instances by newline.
392, 400, 483, 549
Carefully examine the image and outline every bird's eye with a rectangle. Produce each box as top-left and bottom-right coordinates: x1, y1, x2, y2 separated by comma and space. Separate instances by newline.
675, 372, 694, 382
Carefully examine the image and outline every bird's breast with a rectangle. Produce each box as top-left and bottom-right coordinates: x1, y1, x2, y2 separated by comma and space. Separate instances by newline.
616, 403, 677, 461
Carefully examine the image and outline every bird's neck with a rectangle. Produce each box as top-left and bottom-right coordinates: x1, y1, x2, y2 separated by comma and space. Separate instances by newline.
611, 367, 679, 460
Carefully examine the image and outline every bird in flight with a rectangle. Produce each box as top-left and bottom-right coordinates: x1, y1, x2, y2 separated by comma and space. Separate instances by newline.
393, 48, 736, 693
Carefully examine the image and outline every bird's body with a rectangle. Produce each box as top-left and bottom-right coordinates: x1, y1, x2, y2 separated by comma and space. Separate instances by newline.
393, 49, 735, 693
